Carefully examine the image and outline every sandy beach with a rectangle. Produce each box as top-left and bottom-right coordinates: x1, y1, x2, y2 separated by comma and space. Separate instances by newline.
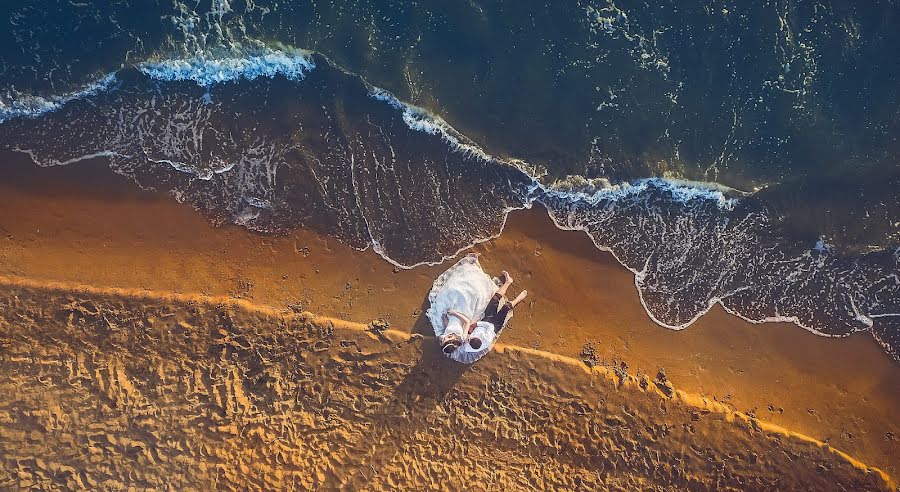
0, 275, 892, 489
1, 154, 898, 487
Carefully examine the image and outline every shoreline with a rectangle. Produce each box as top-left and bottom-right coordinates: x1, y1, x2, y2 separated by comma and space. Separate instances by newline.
0, 272, 892, 488
1, 155, 898, 478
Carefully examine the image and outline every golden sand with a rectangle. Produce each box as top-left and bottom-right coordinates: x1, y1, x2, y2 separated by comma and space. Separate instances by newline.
0, 156, 898, 488
0, 276, 892, 490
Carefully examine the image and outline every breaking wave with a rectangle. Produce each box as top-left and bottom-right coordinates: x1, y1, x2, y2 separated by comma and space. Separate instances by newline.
137, 48, 316, 86
0, 47, 898, 362
0, 74, 118, 124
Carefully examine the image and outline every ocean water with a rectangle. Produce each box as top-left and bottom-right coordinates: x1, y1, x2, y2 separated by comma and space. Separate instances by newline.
1, 0, 898, 361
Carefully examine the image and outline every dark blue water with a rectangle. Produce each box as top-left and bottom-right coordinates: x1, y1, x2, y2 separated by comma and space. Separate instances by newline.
1, 0, 898, 361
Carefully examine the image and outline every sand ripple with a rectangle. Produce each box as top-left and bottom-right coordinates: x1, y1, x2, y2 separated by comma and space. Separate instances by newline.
0, 277, 892, 490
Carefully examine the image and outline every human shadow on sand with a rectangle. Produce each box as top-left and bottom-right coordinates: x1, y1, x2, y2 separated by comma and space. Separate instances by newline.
340, 307, 472, 487
410, 295, 435, 338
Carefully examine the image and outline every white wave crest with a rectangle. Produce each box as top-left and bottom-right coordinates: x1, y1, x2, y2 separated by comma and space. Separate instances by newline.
539, 175, 739, 210
368, 88, 498, 164
0, 73, 118, 124
659, 179, 740, 209
368, 88, 737, 211
138, 48, 316, 86
0, 47, 317, 123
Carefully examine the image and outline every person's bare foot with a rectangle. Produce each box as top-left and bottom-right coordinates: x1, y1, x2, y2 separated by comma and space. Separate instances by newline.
500, 270, 513, 285
511, 290, 528, 307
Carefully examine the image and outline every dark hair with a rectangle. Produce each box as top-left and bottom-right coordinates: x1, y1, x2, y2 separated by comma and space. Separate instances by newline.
442, 337, 460, 353
469, 337, 482, 350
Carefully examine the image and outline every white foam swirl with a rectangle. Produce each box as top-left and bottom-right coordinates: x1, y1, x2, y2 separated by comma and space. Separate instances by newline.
369, 88, 500, 164
138, 48, 316, 86
0, 74, 117, 124
539, 175, 739, 210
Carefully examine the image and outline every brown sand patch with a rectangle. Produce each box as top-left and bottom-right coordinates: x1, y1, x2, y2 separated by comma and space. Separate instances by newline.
0, 155, 898, 480
0, 278, 892, 490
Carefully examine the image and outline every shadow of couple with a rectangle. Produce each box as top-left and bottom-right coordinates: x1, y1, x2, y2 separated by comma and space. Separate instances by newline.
339, 296, 475, 486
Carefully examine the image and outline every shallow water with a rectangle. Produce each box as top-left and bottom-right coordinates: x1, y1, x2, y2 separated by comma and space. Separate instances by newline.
0, 0, 898, 360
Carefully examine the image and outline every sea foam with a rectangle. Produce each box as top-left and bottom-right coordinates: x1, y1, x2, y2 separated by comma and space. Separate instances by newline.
0, 73, 117, 124
8, 46, 895, 360
369, 88, 497, 164
534, 175, 739, 211
368, 88, 738, 211
0, 47, 317, 124
138, 48, 316, 86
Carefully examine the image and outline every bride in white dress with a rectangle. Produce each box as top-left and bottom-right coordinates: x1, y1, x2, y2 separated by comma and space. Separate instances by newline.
425, 253, 499, 361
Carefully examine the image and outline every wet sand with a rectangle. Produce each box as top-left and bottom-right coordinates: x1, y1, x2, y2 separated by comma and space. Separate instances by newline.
1, 155, 898, 482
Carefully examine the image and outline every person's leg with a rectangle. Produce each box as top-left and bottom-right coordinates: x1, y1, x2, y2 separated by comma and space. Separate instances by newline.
495, 290, 527, 334
494, 304, 513, 334
510, 289, 528, 308
496, 270, 513, 297
484, 292, 502, 319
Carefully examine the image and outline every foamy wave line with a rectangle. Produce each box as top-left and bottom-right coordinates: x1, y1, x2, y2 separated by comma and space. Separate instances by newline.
365, 86, 739, 211
0, 46, 315, 123
0, 74, 118, 124
356, 69, 897, 361
364, 174, 741, 271
137, 47, 316, 86
0, 46, 742, 217
4, 43, 895, 360
368, 88, 504, 165
536, 199, 876, 343
362, 86, 742, 273
537, 175, 740, 210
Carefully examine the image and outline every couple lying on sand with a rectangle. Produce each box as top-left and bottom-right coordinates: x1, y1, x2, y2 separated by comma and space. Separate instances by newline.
426, 253, 528, 363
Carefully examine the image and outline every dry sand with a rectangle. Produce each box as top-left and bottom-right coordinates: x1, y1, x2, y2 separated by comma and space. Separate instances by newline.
0, 277, 892, 490
1, 155, 899, 488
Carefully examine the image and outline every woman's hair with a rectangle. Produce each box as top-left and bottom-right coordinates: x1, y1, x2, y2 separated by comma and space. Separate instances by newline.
441, 334, 461, 353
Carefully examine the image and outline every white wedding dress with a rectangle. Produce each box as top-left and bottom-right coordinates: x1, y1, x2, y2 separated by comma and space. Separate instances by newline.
426, 255, 499, 338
